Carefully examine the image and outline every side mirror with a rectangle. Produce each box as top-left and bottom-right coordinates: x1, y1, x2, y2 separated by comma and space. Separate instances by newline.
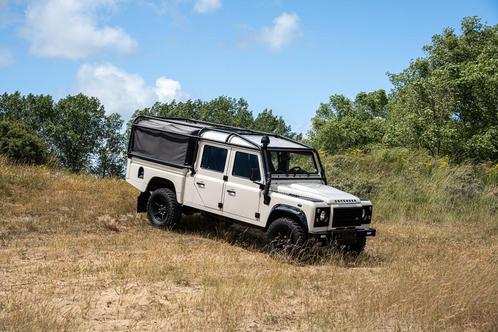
250, 168, 260, 182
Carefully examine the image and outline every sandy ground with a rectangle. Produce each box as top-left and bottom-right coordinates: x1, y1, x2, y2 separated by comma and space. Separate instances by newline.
1, 218, 497, 331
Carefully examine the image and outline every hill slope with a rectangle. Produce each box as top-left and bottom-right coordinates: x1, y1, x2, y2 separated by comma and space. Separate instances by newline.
0, 157, 497, 331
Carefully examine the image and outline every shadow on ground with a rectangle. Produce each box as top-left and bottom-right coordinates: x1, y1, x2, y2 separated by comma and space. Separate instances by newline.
165, 213, 385, 268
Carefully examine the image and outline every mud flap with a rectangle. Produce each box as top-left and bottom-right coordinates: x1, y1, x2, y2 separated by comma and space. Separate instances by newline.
137, 191, 149, 213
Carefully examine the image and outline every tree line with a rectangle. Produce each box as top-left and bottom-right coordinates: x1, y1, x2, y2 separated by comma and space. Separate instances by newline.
1, 16, 496, 177
0, 93, 297, 176
0, 93, 125, 176
309, 17, 497, 162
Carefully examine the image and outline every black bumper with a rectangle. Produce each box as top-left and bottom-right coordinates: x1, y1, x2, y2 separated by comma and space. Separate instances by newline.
310, 227, 376, 244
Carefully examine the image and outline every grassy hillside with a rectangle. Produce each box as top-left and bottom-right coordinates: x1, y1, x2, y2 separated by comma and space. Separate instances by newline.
322, 147, 498, 224
0, 154, 497, 331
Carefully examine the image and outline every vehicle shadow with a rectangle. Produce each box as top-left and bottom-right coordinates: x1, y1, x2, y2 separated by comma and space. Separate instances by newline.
172, 214, 385, 268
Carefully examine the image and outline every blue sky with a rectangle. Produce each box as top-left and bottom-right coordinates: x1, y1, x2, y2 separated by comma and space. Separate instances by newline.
0, 0, 497, 132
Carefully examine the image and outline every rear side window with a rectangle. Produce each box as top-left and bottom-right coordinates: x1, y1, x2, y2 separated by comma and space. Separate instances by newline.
201, 145, 228, 172
232, 151, 260, 181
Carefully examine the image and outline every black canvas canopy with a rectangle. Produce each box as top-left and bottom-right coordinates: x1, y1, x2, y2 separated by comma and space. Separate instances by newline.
128, 116, 315, 169
129, 118, 204, 167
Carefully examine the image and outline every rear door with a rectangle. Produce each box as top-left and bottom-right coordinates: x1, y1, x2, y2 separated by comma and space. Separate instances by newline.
223, 148, 263, 224
192, 143, 229, 212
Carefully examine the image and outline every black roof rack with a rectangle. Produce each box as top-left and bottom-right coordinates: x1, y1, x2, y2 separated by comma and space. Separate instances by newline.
133, 115, 312, 149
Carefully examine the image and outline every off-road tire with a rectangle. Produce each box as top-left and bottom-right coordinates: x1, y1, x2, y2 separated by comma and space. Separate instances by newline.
266, 217, 307, 254
147, 188, 181, 228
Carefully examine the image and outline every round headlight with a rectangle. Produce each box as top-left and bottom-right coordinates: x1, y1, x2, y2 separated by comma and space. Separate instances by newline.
319, 210, 327, 221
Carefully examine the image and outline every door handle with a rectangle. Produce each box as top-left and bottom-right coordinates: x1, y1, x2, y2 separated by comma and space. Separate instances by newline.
227, 189, 236, 196
196, 181, 205, 188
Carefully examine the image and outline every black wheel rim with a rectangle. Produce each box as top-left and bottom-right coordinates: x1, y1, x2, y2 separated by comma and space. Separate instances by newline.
150, 196, 169, 224
271, 226, 293, 251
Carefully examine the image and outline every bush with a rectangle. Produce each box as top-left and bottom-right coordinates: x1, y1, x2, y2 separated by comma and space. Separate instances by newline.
0, 120, 48, 164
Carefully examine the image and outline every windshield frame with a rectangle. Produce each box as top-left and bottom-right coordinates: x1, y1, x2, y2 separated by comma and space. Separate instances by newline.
266, 148, 324, 180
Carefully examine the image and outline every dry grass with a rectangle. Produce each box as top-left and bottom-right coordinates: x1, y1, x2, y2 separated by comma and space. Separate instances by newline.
0, 159, 497, 331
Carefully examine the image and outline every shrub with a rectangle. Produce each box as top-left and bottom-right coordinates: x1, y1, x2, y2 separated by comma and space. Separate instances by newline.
0, 120, 48, 164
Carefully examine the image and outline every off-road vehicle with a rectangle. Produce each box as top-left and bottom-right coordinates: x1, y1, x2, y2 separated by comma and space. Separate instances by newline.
126, 116, 375, 252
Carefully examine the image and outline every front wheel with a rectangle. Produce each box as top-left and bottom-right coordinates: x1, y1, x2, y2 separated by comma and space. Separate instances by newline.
266, 217, 307, 254
147, 188, 181, 228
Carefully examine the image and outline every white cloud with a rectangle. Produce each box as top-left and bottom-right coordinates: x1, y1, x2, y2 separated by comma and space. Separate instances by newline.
147, 0, 187, 22
259, 12, 300, 51
155, 77, 185, 102
0, 47, 14, 67
22, 0, 137, 59
76, 63, 188, 119
193, 0, 221, 13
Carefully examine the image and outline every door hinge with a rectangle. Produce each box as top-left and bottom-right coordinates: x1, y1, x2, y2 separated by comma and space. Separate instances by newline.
218, 202, 223, 209
223, 175, 228, 181
255, 212, 260, 219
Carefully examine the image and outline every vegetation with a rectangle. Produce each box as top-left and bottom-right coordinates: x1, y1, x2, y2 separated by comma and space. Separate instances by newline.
127, 96, 299, 138
0, 120, 48, 164
1, 18, 494, 176
0, 92, 124, 175
0, 157, 496, 331
0, 17, 497, 330
322, 146, 498, 224
310, 17, 498, 162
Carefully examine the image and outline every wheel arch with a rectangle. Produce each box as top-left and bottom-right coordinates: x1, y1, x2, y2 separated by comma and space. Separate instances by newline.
265, 204, 309, 234
146, 176, 176, 192
137, 177, 177, 212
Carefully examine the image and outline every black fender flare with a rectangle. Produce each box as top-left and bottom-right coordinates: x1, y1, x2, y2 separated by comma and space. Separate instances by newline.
137, 177, 177, 213
266, 204, 309, 233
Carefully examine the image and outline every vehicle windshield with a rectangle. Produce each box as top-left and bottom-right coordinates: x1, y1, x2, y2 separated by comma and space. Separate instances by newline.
268, 150, 319, 175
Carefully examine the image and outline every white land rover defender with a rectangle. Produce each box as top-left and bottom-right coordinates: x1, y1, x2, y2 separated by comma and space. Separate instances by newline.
126, 116, 375, 252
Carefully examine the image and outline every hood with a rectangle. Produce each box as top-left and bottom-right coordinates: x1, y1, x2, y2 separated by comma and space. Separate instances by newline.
274, 182, 360, 204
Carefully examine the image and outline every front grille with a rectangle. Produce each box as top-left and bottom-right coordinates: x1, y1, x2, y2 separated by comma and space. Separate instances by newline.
332, 207, 363, 227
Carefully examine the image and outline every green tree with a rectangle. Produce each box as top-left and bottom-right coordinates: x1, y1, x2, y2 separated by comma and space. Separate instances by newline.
253, 109, 292, 136
49, 94, 107, 172
0, 120, 48, 164
94, 113, 125, 177
386, 17, 498, 161
200, 97, 254, 127
0, 92, 55, 140
128, 96, 299, 140
309, 90, 387, 152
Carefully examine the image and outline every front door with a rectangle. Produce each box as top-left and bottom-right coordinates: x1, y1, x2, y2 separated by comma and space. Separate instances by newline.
192, 143, 229, 212
223, 149, 263, 224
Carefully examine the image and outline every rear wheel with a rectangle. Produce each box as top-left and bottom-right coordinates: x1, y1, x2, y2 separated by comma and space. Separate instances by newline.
266, 217, 307, 254
147, 188, 181, 228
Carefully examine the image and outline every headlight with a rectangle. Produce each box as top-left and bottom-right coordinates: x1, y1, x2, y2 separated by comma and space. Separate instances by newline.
362, 205, 373, 223
314, 207, 330, 227
319, 210, 327, 221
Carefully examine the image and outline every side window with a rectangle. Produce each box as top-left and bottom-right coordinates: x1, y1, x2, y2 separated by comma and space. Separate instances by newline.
200, 145, 228, 173
232, 151, 261, 181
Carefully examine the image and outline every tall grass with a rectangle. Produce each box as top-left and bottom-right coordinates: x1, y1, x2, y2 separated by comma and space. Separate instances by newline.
0, 156, 139, 238
322, 147, 498, 225
0, 152, 497, 331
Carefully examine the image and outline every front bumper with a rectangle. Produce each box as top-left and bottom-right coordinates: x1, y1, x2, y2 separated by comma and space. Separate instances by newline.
309, 226, 376, 244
